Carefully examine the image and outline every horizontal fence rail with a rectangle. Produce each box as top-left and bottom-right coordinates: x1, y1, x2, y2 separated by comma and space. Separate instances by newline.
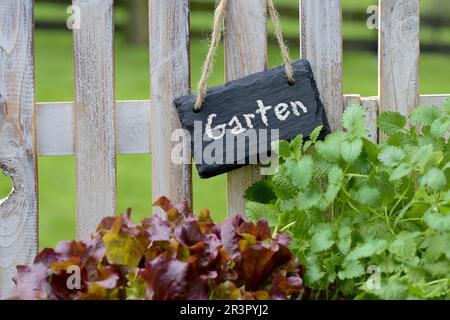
35, 95, 450, 157
37, 101, 151, 156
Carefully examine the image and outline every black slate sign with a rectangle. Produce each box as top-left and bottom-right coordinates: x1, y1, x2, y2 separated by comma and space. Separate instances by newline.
174, 59, 330, 179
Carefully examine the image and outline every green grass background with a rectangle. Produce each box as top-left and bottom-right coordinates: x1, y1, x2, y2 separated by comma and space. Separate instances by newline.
0, 0, 449, 248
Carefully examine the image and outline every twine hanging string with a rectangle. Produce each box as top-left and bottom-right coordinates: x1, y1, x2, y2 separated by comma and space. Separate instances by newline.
267, 0, 294, 84
194, 0, 295, 112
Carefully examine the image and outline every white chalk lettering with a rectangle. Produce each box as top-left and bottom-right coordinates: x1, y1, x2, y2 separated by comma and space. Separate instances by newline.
290, 101, 308, 115
205, 99, 308, 139
228, 116, 246, 135
206, 113, 226, 140
275, 103, 290, 121
243, 113, 256, 129
256, 100, 272, 126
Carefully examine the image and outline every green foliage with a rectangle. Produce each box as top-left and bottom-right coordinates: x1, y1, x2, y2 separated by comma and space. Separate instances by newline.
377, 112, 407, 135
245, 101, 450, 300
343, 105, 369, 137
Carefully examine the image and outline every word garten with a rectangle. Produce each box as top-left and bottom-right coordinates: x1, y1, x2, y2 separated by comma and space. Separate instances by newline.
205, 99, 308, 140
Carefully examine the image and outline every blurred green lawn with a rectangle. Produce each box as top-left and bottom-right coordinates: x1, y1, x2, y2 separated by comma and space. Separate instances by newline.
0, 0, 450, 248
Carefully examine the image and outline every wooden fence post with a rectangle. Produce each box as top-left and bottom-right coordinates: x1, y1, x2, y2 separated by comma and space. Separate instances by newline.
73, 0, 117, 239
0, 0, 38, 296
149, 0, 192, 212
379, 0, 420, 117
225, 0, 267, 216
300, 0, 344, 131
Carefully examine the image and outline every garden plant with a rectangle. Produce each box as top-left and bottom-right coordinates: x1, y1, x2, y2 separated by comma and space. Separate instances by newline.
245, 102, 450, 299
9, 102, 449, 300
10, 198, 303, 300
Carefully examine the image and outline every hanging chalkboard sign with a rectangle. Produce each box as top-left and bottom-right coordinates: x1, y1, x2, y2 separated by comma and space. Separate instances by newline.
174, 59, 330, 179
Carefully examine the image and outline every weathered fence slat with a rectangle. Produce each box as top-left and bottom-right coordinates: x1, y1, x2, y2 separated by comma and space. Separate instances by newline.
361, 97, 379, 143
0, 0, 38, 296
149, 0, 192, 213
225, 0, 267, 216
73, 0, 116, 239
37, 101, 151, 156
34, 93, 450, 157
420, 94, 450, 106
38, 102, 74, 156
379, 0, 420, 117
300, 0, 344, 131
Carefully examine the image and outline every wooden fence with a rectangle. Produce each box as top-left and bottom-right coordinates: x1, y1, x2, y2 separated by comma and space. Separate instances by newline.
0, 0, 448, 296
33, 0, 450, 53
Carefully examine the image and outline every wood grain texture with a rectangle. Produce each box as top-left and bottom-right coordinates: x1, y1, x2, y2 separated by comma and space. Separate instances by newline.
116, 101, 151, 154
300, 0, 344, 131
379, 0, 420, 117
361, 97, 379, 143
0, 0, 38, 296
73, 0, 116, 239
224, 0, 267, 216
419, 94, 450, 107
37, 100, 151, 156
344, 94, 378, 143
149, 0, 192, 214
37, 102, 74, 156
33, 94, 449, 157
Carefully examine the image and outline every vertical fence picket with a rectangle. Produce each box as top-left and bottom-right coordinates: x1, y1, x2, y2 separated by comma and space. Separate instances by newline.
149, 0, 192, 212
73, 0, 116, 238
300, 0, 344, 131
225, 0, 267, 215
379, 0, 420, 117
0, 0, 38, 295
361, 97, 379, 143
